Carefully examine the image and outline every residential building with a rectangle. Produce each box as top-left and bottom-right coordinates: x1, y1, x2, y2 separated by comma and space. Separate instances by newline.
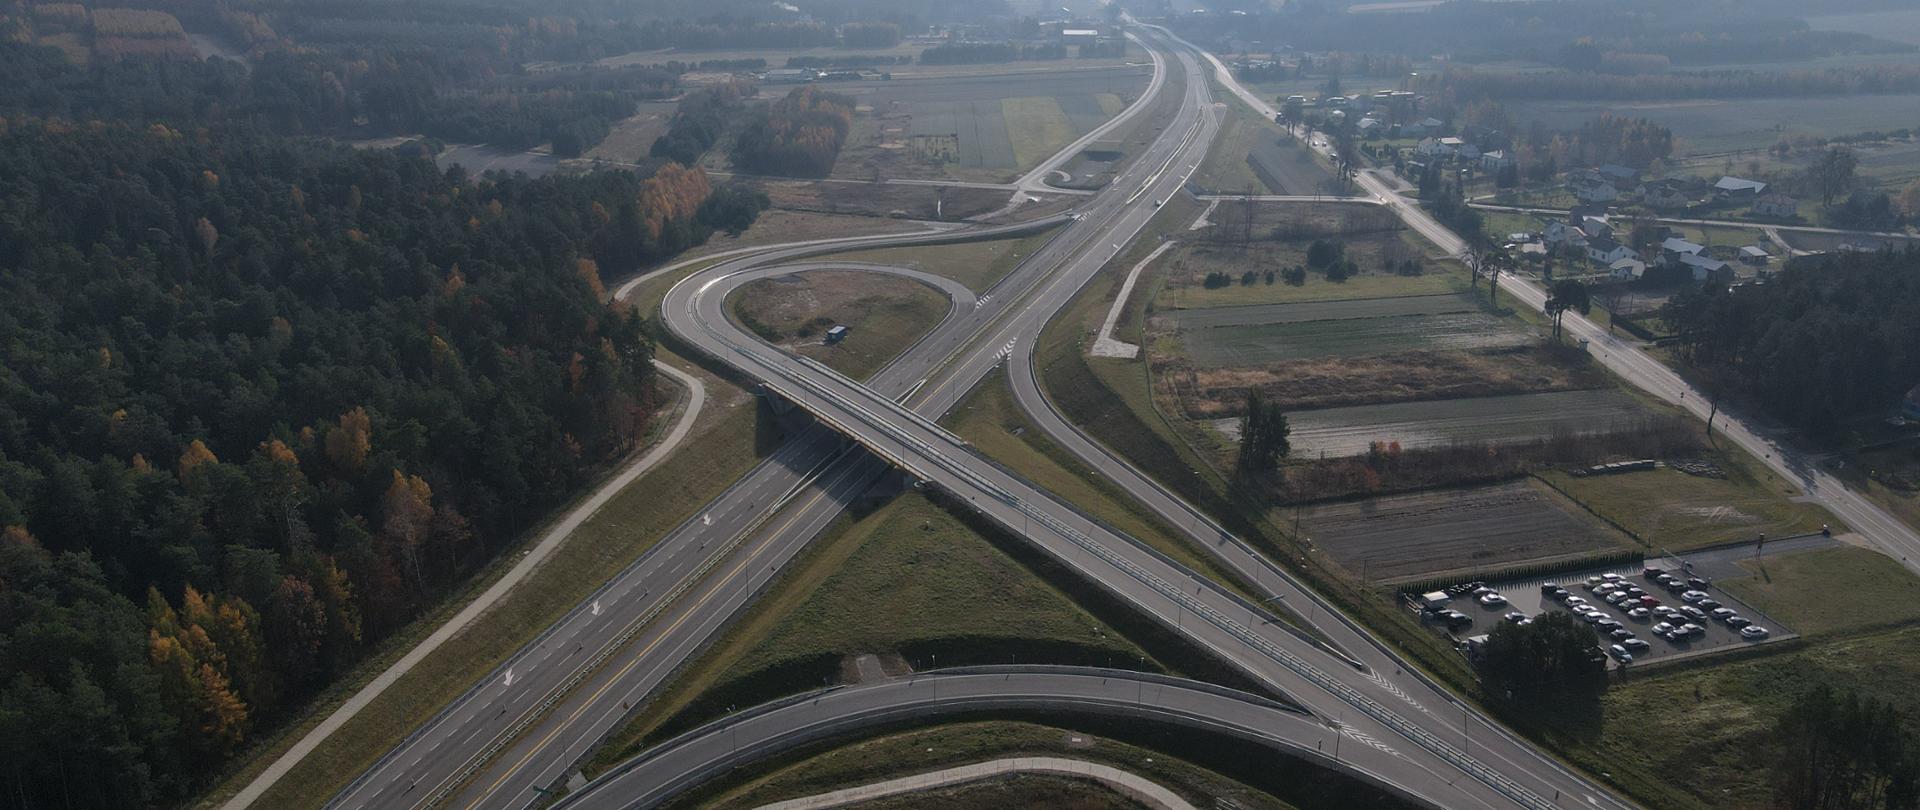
1714, 176, 1768, 199
1661, 236, 1705, 259
1544, 220, 1588, 248
1571, 175, 1618, 203
1637, 179, 1690, 209
1415, 137, 1453, 159
1609, 258, 1647, 280
1481, 150, 1516, 172
1678, 251, 1729, 281
1598, 164, 1642, 186
1739, 245, 1771, 265
1356, 118, 1383, 138
1752, 192, 1798, 219
1586, 235, 1637, 265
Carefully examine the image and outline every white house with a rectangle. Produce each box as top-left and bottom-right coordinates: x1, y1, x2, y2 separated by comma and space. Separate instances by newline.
1415, 137, 1454, 159
1609, 258, 1647, 280
1752, 192, 1798, 219
1481, 150, 1516, 172
1544, 220, 1589, 248
1571, 176, 1619, 203
1585, 235, 1637, 265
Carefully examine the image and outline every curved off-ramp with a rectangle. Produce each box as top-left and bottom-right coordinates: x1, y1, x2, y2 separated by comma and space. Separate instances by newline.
554, 667, 1437, 810
754, 756, 1196, 810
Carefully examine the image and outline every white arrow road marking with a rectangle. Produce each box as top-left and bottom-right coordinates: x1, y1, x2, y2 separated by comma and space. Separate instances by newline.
701, 513, 712, 526
591, 600, 601, 617
502, 668, 514, 687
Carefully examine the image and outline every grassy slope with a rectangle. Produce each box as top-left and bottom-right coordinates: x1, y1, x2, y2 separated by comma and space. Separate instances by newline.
1721, 545, 1920, 637
816, 226, 1065, 294
584, 491, 1163, 776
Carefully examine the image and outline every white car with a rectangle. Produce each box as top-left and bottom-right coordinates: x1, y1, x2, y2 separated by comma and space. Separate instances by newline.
1605, 592, 1629, 605
1710, 607, 1737, 620
1479, 592, 1507, 607
1623, 638, 1652, 652
1741, 626, 1771, 639
1581, 612, 1605, 624
1602, 573, 1624, 582
1564, 596, 1587, 607
1651, 621, 1675, 635
1627, 607, 1651, 620
1681, 590, 1709, 604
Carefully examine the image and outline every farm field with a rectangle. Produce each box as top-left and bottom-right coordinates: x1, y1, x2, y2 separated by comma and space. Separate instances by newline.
580, 100, 678, 164
1808, 9, 1920, 47
760, 180, 1009, 221
1160, 345, 1607, 419
729, 270, 948, 381
1226, 389, 1648, 458
1505, 94, 1920, 155
1293, 478, 1638, 583
828, 67, 1149, 183
1540, 456, 1836, 551
1161, 293, 1530, 366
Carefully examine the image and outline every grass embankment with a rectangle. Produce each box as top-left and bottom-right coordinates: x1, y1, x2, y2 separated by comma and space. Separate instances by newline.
728, 269, 948, 381
942, 374, 1261, 605
585, 488, 1271, 779
817, 226, 1065, 293
1540, 450, 1836, 552
669, 718, 1427, 810
835, 773, 1147, 810
1541, 546, 1920, 810
207, 373, 771, 809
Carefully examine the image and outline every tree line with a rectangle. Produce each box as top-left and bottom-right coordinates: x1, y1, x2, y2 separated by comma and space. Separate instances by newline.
0, 120, 765, 806
1662, 248, 1920, 434
731, 85, 856, 177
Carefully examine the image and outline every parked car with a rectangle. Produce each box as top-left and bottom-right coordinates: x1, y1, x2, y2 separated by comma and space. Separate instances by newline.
1624, 638, 1652, 652
1681, 590, 1709, 603
1603, 573, 1624, 582
1565, 596, 1587, 607
1699, 599, 1723, 611
1741, 626, 1770, 639
1653, 605, 1678, 618
1651, 621, 1675, 635
1680, 606, 1708, 621
1547, 587, 1571, 600
1642, 566, 1665, 578
1625, 586, 1646, 598
1638, 596, 1662, 608
1726, 616, 1753, 629
1710, 607, 1736, 620
1687, 577, 1710, 589
1609, 644, 1633, 663
1504, 611, 1528, 623
1479, 592, 1507, 607
1627, 607, 1651, 619
1443, 610, 1473, 629
1605, 592, 1629, 605
1540, 582, 1561, 594
1610, 628, 1634, 641
1583, 576, 1604, 589
1581, 612, 1605, 624
1471, 585, 1494, 597
1679, 622, 1705, 636
1663, 578, 1687, 592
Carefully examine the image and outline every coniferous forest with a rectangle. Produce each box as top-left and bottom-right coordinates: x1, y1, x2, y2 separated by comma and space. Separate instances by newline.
0, 77, 766, 810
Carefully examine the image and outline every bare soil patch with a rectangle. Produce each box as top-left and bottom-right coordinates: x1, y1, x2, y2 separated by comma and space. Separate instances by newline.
731, 270, 948, 380
1297, 479, 1638, 583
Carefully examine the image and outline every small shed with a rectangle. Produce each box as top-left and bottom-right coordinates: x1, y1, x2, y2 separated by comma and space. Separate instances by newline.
1420, 591, 1450, 611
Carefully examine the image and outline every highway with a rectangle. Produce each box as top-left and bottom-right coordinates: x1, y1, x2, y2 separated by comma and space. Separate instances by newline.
327, 32, 1183, 810
647, 27, 1632, 810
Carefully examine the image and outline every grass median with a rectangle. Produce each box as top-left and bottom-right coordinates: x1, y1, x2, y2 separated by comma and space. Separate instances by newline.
813, 226, 1066, 294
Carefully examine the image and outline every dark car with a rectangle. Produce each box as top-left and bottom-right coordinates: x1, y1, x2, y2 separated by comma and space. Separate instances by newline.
1540, 582, 1561, 594
1642, 566, 1665, 578
1688, 577, 1711, 589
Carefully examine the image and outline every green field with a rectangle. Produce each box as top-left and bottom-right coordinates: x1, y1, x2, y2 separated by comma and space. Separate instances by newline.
1541, 452, 1836, 551
1156, 245, 1468, 310
730, 270, 949, 381
1507, 94, 1920, 155
1721, 546, 1920, 637
1166, 299, 1530, 366
587, 492, 1160, 774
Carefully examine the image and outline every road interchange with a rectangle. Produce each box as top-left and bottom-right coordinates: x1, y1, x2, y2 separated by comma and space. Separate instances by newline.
330, 24, 1668, 810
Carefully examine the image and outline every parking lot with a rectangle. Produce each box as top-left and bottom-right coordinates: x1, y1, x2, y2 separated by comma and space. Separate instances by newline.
1421, 561, 1794, 668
